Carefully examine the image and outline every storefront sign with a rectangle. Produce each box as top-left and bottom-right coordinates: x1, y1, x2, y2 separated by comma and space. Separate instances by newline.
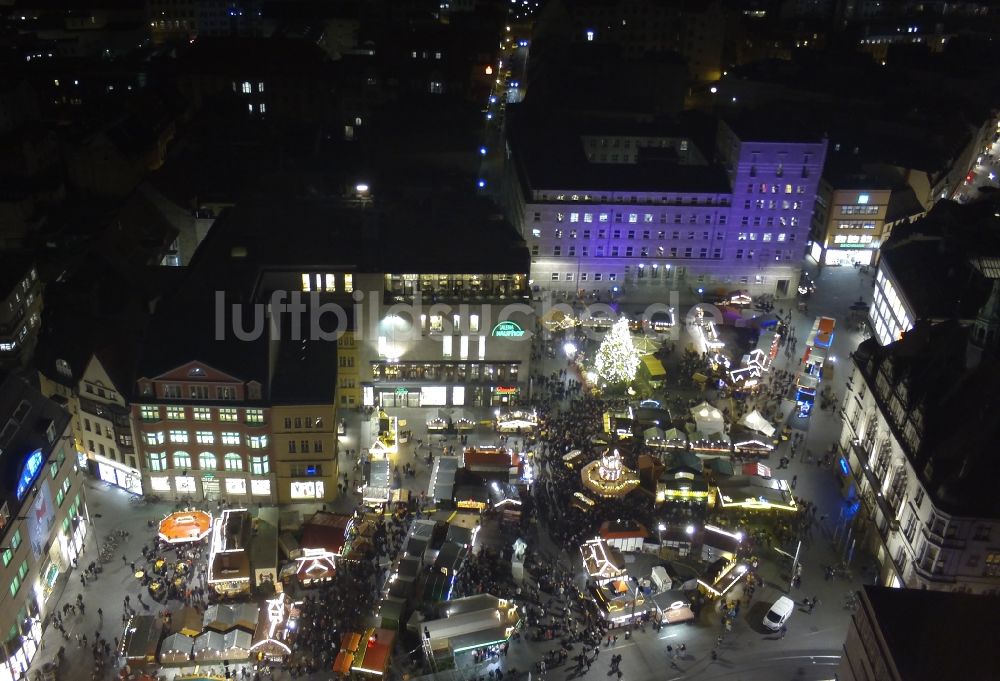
491, 321, 525, 338
395, 387, 408, 396
16, 448, 44, 500
495, 386, 518, 395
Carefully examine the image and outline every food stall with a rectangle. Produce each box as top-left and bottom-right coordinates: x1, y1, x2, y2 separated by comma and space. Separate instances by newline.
351, 628, 396, 677
120, 615, 162, 669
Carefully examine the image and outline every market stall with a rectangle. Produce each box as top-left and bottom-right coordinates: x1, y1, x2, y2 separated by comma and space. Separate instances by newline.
495, 410, 538, 433
193, 631, 227, 662
580, 537, 627, 584
158, 633, 194, 664
351, 629, 396, 677
120, 615, 162, 668
714, 476, 796, 512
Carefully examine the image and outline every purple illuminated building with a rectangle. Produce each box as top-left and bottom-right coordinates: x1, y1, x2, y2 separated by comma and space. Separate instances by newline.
505, 109, 828, 301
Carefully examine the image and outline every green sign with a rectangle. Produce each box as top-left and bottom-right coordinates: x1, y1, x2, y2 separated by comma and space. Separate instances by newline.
492, 321, 526, 338
395, 387, 409, 396
202, 473, 215, 480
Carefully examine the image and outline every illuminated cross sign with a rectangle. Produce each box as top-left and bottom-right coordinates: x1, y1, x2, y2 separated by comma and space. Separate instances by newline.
491, 321, 525, 338
16, 449, 44, 500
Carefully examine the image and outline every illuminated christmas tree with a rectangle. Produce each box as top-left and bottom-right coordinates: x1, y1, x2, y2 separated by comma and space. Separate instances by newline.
594, 318, 640, 385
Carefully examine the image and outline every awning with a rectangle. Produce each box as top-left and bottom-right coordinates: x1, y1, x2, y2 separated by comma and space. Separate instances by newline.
739, 410, 775, 438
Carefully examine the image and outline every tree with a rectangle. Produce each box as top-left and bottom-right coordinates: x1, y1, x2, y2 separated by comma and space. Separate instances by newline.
594, 318, 640, 386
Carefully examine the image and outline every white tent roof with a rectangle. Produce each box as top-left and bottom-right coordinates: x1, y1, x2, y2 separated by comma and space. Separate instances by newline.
691, 401, 725, 433
740, 410, 775, 438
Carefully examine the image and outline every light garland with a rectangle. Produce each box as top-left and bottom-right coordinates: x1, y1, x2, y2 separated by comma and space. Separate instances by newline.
594, 318, 640, 385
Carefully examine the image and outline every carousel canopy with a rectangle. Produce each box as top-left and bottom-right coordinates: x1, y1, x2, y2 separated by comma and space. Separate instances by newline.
158, 511, 212, 544
740, 410, 776, 438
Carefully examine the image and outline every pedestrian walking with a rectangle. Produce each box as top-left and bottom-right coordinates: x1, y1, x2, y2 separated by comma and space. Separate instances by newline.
97, 608, 103, 621
791, 475, 797, 489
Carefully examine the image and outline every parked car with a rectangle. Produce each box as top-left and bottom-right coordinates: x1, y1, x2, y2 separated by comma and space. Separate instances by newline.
762, 596, 795, 631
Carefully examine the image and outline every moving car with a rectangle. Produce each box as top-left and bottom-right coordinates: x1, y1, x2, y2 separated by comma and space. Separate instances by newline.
763, 596, 795, 631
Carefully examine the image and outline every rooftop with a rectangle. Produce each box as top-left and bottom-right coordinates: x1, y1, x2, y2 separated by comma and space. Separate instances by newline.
853, 320, 1000, 517
879, 200, 1000, 321
862, 585, 1000, 681
507, 104, 731, 195
0, 374, 71, 516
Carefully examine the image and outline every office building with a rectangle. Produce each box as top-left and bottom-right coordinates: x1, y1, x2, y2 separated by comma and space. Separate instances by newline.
0, 374, 84, 681
506, 106, 827, 300
838, 585, 1000, 681
869, 200, 1000, 345
0, 256, 42, 369
838, 311, 1000, 592
132, 195, 530, 502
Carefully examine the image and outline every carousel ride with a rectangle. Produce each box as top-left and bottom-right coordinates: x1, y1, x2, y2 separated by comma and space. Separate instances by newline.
581, 449, 641, 498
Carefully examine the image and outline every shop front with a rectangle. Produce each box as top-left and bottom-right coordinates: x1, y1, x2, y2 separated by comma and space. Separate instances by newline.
823, 240, 877, 266
0, 616, 42, 681
368, 384, 521, 408
92, 454, 143, 495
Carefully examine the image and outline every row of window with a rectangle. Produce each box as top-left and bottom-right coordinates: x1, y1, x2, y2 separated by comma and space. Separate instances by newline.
160, 385, 239, 400
833, 235, 875, 245
547, 212, 730, 225
743, 199, 806, 210
538, 228, 725, 241
281, 416, 325, 430
737, 232, 792, 242
841, 205, 880, 215
540, 193, 730, 205
140, 406, 264, 423
746, 183, 808, 195
837, 221, 877, 230
287, 440, 325, 454
143, 431, 268, 448
146, 451, 270, 474
300, 273, 354, 293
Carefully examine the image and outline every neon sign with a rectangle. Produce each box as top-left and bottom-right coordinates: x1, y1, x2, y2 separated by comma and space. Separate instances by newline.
491, 321, 525, 338
16, 449, 43, 500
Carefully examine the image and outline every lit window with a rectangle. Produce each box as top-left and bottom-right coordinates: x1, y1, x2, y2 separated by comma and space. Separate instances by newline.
858, 193, 869, 204
221, 432, 240, 445
301, 273, 311, 291
242, 81, 251, 94
478, 335, 486, 360
257, 81, 264, 92
460, 336, 469, 360
470, 314, 480, 333
344, 274, 353, 292
442, 335, 452, 358
324, 274, 335, 292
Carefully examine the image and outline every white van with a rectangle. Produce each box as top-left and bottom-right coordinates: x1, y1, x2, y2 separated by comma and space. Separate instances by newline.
762, 596, 795, 631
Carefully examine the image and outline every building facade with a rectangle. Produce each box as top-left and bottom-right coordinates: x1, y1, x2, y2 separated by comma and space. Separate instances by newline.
838, 322, 1000, 594
0, 256, 42, 368
0, 375, 86, 681
271, 405, 337, 505
508, 115, 827, 300
39, 353, 142, 496
810, 186, 891, 267
132, 362, 275, 502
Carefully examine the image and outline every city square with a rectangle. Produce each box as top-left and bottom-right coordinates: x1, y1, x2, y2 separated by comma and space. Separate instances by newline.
0, 2, 999, 681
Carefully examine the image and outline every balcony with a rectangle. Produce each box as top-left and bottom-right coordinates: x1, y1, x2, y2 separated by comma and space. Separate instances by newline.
920, 524, 966, 551
850, 442, 900, 532
912, 559, 955, 584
